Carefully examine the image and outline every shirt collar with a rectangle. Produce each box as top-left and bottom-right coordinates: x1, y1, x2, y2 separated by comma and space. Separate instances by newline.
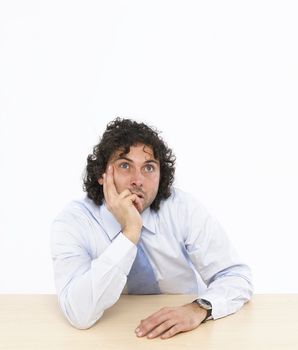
82, 196, 157, 241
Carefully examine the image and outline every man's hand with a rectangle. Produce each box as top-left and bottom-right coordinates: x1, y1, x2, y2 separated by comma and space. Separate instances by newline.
135, 303, 208, 339
101, 165, 143, 244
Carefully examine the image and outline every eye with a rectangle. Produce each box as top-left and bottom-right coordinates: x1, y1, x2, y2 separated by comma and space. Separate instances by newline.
144, 164, 155, 172
119, 162, 130, 169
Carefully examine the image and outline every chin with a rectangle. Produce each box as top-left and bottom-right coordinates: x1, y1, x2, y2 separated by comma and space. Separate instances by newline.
139, 205, 145, 213
133, 203, 144, 213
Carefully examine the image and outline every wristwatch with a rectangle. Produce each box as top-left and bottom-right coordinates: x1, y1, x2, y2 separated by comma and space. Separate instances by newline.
193, 298, 212, 322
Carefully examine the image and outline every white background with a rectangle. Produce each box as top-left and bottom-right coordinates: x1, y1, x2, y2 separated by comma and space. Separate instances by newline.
0, 1, 297, 293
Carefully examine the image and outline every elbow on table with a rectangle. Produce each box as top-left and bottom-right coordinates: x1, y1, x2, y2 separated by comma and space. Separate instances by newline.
60, 301, 104, 330
68, 311, 104, 330
70, 319, 97, 330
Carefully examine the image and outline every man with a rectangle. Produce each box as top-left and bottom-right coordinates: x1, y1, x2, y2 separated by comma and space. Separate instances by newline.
51, 118, 253, 339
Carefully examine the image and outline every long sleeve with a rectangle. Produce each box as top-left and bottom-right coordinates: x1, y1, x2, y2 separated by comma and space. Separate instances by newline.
51, 211, 137, 329
51, 190, 253, 328
182, 198, 253, 319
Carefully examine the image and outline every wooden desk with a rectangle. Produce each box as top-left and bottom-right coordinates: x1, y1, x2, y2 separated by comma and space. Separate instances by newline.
0, 294, 297, 349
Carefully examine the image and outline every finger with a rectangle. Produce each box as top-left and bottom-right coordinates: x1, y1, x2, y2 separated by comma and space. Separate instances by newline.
137, 307, 171, 328
140, 307, 173, 324
118, 189, 133, 199
118, 191, 143, 212
160, 324, 182, 339
102, 173, 108, 201
104, 165, 118, 199
136, 308, 172, 336
102, 172, 114, 204
146, 319, 177, 339
130, 194, 143, 212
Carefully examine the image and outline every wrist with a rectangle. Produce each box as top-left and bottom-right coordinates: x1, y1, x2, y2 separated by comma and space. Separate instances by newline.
191, 302, 208, 321
192, 299, 212, 323
122, 226, 141, 244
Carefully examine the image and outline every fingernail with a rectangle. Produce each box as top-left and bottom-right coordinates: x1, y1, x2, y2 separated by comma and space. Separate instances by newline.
135, 328, 140, 333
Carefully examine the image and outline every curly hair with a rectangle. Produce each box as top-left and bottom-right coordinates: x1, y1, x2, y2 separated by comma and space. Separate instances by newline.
83, 118, 176, 211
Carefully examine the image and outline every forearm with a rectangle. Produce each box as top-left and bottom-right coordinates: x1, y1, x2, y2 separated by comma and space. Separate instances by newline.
200, 264, 253, 319
59, 261, 126, 329
54, 234, 137, 329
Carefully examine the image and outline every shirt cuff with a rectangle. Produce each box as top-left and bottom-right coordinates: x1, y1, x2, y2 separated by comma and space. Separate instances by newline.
197, 293, 228, 320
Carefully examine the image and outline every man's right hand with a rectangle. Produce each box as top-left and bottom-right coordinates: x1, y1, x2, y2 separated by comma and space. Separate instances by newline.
101, 165, 143, 244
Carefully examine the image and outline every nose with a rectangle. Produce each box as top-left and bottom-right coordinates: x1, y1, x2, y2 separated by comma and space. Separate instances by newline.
130, 168, 144, 188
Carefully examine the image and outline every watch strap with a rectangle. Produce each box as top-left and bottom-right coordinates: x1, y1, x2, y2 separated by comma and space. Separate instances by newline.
193, 299, 212, 322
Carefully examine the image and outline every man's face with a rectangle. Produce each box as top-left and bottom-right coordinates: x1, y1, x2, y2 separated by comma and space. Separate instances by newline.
103, 144, 160, 212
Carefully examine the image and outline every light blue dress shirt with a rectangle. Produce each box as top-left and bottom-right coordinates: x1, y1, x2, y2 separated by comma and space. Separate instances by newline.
51, 188, 253, 329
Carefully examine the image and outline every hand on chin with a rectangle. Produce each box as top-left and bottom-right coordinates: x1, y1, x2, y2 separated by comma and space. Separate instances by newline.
133, 200, 144, 213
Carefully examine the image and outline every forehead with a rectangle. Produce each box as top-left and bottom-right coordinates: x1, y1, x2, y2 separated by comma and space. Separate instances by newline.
110, 144, 157, 162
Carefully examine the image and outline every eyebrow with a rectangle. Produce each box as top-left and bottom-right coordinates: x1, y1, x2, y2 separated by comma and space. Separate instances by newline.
113, 156, 159, 165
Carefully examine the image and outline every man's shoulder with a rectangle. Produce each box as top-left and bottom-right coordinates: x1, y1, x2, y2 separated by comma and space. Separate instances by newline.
159, 188, 210, 229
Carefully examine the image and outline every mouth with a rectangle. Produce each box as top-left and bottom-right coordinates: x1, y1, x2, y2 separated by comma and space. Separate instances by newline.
131, 191, 144, 199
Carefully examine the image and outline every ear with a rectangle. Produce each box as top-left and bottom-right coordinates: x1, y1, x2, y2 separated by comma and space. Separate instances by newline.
98, 177, 103, 185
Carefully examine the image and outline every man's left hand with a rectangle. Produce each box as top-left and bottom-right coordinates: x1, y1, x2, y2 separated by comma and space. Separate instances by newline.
135, 303, 208, 339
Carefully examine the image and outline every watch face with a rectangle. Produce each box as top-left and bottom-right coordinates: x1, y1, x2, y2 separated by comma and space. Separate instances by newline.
198, 299, 212, 310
